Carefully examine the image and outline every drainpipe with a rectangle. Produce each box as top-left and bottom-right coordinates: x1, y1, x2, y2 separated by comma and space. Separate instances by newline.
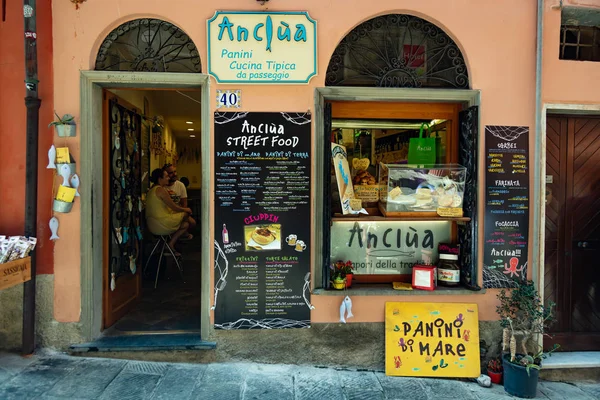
22, 0, 41, 355
533, 0, 544, 289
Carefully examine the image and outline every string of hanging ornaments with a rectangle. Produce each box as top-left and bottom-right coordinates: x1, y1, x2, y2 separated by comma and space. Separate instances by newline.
71, 0, 86, 10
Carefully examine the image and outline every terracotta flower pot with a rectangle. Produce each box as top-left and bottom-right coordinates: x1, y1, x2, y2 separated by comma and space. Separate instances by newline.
345, 273, 353, 288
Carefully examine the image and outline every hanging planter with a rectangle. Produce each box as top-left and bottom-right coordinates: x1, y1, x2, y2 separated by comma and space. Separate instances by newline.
49, 112, 76, 137
53, 199, 74, 213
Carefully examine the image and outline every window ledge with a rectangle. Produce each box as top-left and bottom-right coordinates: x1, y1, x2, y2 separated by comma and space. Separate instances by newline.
312, 283, 485, 296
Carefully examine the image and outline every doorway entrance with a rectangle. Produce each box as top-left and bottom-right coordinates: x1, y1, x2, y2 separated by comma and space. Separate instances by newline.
102, 89, 203, 334
545, 115, 600, 350
79, 71, 210, 343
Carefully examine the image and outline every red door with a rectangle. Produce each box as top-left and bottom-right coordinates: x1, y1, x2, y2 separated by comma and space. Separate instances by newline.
545, 116, 600, 350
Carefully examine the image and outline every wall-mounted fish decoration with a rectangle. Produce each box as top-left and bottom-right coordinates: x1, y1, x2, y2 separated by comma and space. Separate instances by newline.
49, 217, 59, 240
47, 145, 56, 169
138, 198, 143, 212
110, 273, 116, 291
70, 174, 80, 197
136, 226, 143, 240
59, 164, 71, 187
344, 296, 354, 319
120, 171, 126, 188
339, 295, 354, 323
129, 255, 136, 274
115, 227, 122, 244
122, 227, 129, 244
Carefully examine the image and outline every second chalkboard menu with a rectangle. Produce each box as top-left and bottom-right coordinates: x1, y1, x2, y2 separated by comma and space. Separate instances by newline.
483, 125, 529, 288
213, 112, 313, 329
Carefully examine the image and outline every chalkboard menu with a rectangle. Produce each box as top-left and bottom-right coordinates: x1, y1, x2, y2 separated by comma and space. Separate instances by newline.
483, 126, 529, 288
213, 112, 312, 329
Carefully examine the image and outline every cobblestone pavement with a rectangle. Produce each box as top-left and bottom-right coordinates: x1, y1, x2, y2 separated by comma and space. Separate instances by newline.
0, 351, 598, 399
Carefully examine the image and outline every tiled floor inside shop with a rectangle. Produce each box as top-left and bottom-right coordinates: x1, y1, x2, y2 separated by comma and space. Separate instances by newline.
103, 235, 202, 335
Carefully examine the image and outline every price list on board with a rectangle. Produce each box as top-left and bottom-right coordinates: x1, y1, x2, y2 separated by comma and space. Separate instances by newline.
213, 112, 312, 329
483, 126, 530, 288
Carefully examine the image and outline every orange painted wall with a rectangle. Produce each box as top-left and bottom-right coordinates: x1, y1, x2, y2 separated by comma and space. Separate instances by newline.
543, 0, 600, 103
0, 0, 54, 274
50, 0, 539, 324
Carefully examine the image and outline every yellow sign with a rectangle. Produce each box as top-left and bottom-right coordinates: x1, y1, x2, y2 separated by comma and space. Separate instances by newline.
207, 12, 317, 84
56, 185, 76, 203
56, 147, 70, 163
385, 302, 480, 378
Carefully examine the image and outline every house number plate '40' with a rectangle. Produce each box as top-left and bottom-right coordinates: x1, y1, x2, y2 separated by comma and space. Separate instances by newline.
216, 90, 241, 109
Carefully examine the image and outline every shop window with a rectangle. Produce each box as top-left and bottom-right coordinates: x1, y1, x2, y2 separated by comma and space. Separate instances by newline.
95, 19, 201, 73
560, 25, 600, 61
323, 102, 479, 291
325, 14, 469, 89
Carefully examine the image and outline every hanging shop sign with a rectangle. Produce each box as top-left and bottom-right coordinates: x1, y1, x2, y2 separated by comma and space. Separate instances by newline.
213, 112, 312, 329
330, 220, 452, 278
385, 302, 480, 378
207, 11, 317, 84
483, 126, 530, 289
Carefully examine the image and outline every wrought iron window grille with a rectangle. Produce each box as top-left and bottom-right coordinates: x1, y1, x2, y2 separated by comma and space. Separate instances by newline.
326, 14, 469, 89
560, 25, 600, 62
95, 19, 201, 73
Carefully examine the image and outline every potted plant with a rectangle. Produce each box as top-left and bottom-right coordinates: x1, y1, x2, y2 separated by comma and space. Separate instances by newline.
329, 260, 350, 290
333, 260, 354, 288
48, 112, 76, 137
496, 280, 558, 398
486, 358, 503, 384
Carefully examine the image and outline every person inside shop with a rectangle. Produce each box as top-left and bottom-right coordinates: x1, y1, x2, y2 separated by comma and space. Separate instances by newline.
163, 163, 196, 239
146, 168, 193, 254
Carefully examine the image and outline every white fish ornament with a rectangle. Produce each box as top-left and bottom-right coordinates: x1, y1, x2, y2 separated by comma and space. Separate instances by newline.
70, 174, 81, 197
344, 296, 354, 319
49, 217, 60, 240
110, 273, 116, 291
59, 164, 71, 187
47, 145, 56, 169
115, 227, 122, 244
339, 299, 347, 324
129, 255, 136, 274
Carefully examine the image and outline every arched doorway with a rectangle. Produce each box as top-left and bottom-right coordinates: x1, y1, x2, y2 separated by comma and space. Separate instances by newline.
87, 18, 209, 343
325, 14, 469, 89
95, 18, 201, 73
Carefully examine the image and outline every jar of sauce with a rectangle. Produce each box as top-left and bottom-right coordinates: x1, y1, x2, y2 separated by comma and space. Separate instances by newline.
437, 254, 460, 286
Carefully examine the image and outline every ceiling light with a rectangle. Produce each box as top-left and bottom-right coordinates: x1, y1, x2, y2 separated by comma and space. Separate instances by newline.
189, 134, 196, 138
187, 128, 194, 131
186, 121, 193, 124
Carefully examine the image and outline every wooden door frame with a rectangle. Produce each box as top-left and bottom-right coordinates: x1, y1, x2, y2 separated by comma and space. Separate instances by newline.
79, 71, 211, 341
540, 104, 600, 349
313, 88, 481, 289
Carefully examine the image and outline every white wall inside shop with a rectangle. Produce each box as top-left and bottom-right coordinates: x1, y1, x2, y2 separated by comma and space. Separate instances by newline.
175, 137, 202, 189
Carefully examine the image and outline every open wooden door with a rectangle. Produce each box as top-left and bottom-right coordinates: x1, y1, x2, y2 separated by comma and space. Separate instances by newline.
102, 91, 143, 329
545, 115, 600, 350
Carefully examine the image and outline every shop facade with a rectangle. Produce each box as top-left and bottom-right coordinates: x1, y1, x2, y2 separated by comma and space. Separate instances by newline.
2, 0, 600, 367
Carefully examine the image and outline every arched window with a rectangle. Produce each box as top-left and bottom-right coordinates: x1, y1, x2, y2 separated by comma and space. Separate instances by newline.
95, 19, 201, 73
326, 15, 469, 89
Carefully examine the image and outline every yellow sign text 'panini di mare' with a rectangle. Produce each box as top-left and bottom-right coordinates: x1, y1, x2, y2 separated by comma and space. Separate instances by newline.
207, 12, 317, 84
385, 302, 480, 378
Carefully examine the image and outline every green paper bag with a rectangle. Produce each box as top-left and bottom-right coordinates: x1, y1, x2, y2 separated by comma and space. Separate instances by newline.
407, 123, 436, 165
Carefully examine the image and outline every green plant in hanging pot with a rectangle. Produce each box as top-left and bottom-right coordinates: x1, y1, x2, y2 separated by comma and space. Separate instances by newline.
48, 112, 76, 137
496, 280, 559, 398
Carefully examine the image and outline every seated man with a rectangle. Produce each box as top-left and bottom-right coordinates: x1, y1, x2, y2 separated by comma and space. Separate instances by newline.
163, 164, 196, 238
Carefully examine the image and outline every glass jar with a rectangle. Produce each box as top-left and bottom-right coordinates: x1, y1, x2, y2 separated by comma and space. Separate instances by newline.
437, 254, 460, 286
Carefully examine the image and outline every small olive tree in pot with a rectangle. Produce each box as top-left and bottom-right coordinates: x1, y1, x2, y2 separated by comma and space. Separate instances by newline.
496, 280, 559, 398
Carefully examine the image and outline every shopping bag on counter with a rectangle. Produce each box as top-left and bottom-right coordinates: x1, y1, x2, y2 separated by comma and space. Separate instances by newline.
407, 123, 436, 165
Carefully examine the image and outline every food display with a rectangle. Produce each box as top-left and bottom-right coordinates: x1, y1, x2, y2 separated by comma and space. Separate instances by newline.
379, 163, 466, 215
